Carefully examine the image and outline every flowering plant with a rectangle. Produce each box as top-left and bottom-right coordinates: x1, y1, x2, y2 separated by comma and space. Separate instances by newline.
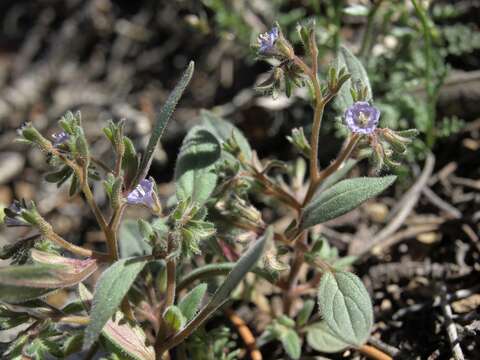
0, 22, 416, 359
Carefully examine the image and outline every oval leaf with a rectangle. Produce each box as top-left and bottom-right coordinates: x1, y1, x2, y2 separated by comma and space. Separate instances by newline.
306, 321, 349, 353
174, 126, 221, 205
178, 283, 207, 322
280, 329, 301, 359
301, 176, 396, 229
83, 257, 148, 350
317, 271, 373, 347
136, 61, 194, 182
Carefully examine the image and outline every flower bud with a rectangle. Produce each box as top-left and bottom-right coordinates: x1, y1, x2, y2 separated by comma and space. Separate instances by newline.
287, 127, 311, 158
18, 123, 53, 152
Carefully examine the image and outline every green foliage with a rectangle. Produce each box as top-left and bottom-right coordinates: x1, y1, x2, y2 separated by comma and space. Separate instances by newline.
306, 321, 349, 353
119, 219, 152, 258
175, 126, 222, 206
83, 258, 149, 349
178, 283, 208, 322
201, 110, 252, 161
317, 271, 373, 347
333, 45, 372, 114
301, 176, 396, 229
136, 61, 194, 183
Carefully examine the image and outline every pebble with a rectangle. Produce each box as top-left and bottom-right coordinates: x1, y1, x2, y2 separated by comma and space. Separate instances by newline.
0, 152, 25, 184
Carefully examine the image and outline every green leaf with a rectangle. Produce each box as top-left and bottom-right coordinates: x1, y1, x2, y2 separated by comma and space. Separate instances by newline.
103, 311, 155, 360
306, 321, 349, 353
301, 176, 396, 229
280, 329, 301, 359
83, 257, 148, 350
201, 110, 252, 160
178, 283, 207, 322
136, 61, 194, 182
208, 227, 271, 309
181, 228, 271, 336
296, 299, 315, 327
333, 45, 372, 113
0, 251, 98, 302
119, 219, 152, 258
164, 305, 186, 332
317, 271, 373, 347
174, 126, 221, 205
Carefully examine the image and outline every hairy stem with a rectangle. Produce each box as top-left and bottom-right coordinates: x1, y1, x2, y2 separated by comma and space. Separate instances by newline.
46, 231, 108, 261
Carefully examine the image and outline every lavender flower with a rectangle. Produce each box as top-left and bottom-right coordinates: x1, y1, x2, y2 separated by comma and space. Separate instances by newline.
4, 200, 30, 227
345, 101, 380, 135
126, 178, 155, 207
258, 27, 279, 54
52, 131, 70, 146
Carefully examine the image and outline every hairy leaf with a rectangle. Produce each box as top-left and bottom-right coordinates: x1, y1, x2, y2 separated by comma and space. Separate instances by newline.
201, 110, 252, 160
0, 251, 97, 303
333, 45, 372, 113
178, 228, 271, 339
178, 283, 207, 322
306, 321, 349, 353
317, 271, 373, 347
301, 176, 396, 229
175, 126, 221, 205
119, 219, 152, 258
83, 257, 148, 350
280, 329, 301, 360
208, 227, 271, 309
136, 61, 194, 182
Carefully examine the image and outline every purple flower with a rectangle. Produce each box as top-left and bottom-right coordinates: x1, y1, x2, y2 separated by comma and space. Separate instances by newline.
345, 101, 380, 135
258, 27, 279, 54
126, 178, 154, 207
52, 131, 70, 146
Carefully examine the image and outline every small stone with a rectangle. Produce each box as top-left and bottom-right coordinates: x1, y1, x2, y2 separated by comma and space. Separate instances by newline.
365, 202, 389, 223
0, 152, 25, 184
452, 294, 480, 314
416, 232, 441, 244
380, 298, 392, 311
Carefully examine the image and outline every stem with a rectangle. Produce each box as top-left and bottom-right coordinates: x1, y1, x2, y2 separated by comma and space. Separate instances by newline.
303, 133, 360, 205
57, 315, 90, 326
359, 344, 393, 360
46, 231, 108, 261
155, 237, 177, 355
81, 174, 109, 237
165, 258, 176, 309
292, 56, 324, 185
283, 232, 307, 315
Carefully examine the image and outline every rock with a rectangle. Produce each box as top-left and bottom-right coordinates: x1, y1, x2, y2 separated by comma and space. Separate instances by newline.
0, 152, 25, 184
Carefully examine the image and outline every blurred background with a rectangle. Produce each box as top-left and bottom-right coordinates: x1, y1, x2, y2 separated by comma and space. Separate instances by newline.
0, 0, 479, 358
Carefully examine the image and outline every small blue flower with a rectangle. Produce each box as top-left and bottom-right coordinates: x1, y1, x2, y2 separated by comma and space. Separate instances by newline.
51, 131, 70, 146
345, 101, 380, 135
126, 178, 155, 207
258, 27, 279, 54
